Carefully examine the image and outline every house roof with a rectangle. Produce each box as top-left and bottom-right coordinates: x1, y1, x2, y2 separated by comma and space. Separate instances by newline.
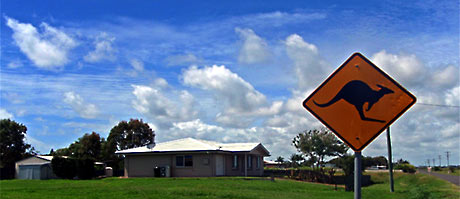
115, 137, 270, 156
36, 155, 54, 161
264, 160, 283, 165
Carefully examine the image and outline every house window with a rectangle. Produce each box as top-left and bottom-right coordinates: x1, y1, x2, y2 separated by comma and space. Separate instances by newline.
185, 155, 193, 167
176, 156, 184, 167
256, 156, 261, 169
232, 155, 238, 168
247, 155, 252, 168
176, 155, 193, 167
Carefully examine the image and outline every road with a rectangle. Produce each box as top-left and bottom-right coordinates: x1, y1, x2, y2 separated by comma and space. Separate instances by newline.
418, 169, 460, 186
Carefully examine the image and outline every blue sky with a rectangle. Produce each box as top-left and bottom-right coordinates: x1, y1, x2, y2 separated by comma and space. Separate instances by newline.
1, 0, 458, 166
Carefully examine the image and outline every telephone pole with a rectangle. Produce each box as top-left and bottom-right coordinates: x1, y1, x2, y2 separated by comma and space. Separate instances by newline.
446, 151, 450, 167
438, 155, 441, 167
433, 159, 436, 167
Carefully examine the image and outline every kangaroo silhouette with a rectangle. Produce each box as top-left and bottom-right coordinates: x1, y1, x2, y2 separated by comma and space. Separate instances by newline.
314, 80, 394, 123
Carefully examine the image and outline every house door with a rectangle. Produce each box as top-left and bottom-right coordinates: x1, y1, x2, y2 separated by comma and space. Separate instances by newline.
215, 155, 224, 176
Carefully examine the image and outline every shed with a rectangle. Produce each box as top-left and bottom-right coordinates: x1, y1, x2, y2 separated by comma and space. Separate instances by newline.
15, 155, 58, 179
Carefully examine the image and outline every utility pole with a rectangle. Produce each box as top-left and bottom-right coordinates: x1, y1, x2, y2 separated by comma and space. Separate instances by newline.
427, 159, 430, 167
433, 159, 436, 167
438, 155, 441, 167
446, 151, 450, 167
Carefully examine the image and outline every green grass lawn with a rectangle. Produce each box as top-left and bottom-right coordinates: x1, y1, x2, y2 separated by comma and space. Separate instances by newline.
363, 172, 459, 199
0, 174, 458, 199
432, 168, 460, 176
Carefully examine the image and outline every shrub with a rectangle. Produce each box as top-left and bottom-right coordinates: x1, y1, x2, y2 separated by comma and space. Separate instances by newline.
395, 163, 416, 173
336, 155, 356, 176
433, 166, 441, 171
51, 156, 76, 179
449, 167, 455, 173
76, 158, 95, 179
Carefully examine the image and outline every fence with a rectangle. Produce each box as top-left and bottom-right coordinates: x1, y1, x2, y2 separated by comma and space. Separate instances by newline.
264, 169, 371, 190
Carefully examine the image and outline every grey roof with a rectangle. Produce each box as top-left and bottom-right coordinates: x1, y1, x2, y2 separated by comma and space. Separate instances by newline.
115, 137, 270, 155
37, 155, 54, 161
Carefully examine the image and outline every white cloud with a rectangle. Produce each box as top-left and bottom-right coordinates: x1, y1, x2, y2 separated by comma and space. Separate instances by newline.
431, 65, 459, 89
63, 91, 99, 119
130, 59, 144, 71
182, 65, 281, 127
131, 82, 198, 128
5, 17, 77, 69
169, 119, 225, 140
371, 50, 426, 87
147, 123, 158, 132
154, 78, 169, 89
235, 28, 270, 64
183, 65, 267, 113
165, 53, 202, 66
84, 32, 116, 63
0, 109, 14, 119
445, 86, 459, 106
440, 123, 460, 139
285, 34, 330, 91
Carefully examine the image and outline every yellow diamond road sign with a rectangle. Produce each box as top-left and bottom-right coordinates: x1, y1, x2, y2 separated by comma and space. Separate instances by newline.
303, 52, 416, 151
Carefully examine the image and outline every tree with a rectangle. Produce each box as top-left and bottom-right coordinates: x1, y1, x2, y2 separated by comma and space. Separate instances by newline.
396, 158, 410, 165
75, 158, 95, 179
290, 154, 304, 168
107, 119, 155, 151
0, 119, 32, 179
53, 147, 72, 156
372, 156, 388, 167
292, 128, 348, 168
275, 156, 285, 163
336, 155, 355, 176
51, 156, 77, 179
70, 132, 102, 161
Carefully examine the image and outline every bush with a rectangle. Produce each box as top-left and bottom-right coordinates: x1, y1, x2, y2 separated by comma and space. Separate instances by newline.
51, 156, 76, 179
433, 166, 441, 171
395, 163, 416, 173
449, 167, 455, 173
76, 158, 95, 179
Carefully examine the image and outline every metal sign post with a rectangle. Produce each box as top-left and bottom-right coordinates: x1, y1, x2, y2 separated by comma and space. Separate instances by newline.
386, 127, 394, 192
354, 152, 362, 199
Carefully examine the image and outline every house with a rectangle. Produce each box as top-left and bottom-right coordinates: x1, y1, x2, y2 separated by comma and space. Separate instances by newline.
15, 155, 108, 179
115, 137, 270, 177
15, 155, 58, 179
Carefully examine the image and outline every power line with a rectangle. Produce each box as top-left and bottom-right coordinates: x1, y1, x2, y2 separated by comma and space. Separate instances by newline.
416, 103, 460, 108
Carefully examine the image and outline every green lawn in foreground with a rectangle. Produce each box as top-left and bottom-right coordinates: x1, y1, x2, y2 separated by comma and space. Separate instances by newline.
0, 174, 458, 199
